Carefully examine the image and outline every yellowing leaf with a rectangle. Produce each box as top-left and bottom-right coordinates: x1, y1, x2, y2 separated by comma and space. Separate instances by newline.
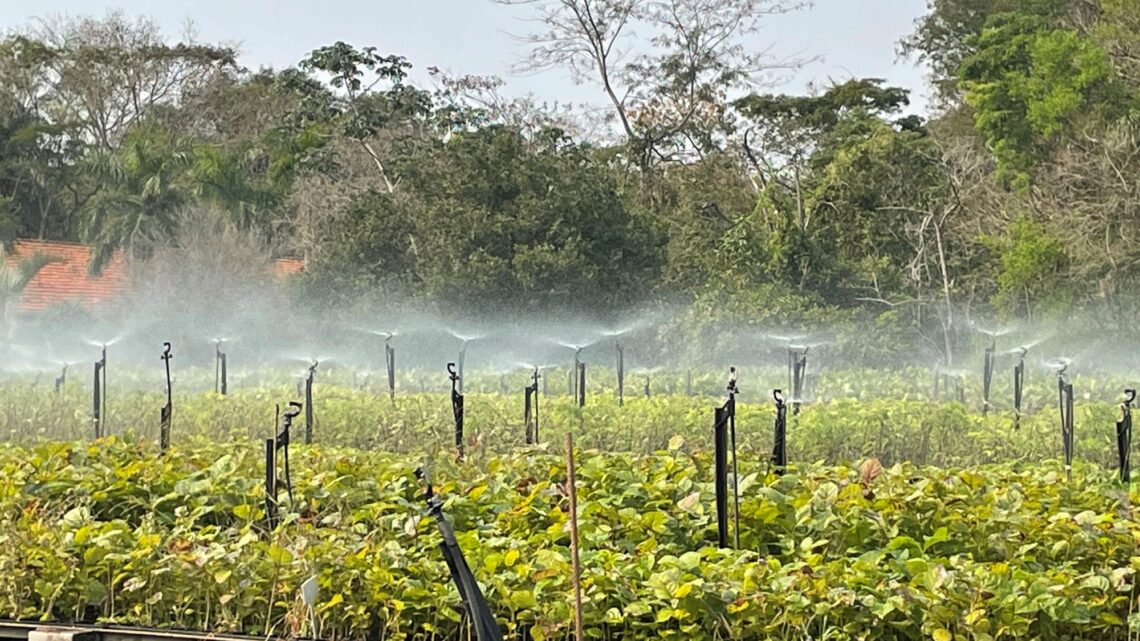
667, 435, 685, 451
505, 548, 520, 567
933, 629, 952, 641
677, 492, 701, 513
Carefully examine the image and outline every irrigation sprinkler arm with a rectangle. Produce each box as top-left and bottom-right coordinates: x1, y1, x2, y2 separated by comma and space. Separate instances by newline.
1126, 389, 1136, 406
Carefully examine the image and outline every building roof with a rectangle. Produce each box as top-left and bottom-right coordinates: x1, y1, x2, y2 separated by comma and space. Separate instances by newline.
9, 240, 129, 312
8, 240, 304, 312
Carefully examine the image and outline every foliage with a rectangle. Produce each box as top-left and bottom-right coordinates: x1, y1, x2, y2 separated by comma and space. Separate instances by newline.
0, 437, 1134, 640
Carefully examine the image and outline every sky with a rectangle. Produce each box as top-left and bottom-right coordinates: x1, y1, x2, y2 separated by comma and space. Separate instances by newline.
1, 0, 932, 115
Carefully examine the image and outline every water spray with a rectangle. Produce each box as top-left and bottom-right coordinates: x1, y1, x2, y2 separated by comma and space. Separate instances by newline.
265, 401, 301, 530
159, 342, 173, 452
713, 367, 741, 549
92, 345, 107, 439
771, 389, 788, 475
525, 367, 540, 445
616, 343, 625, 407
1117, 389, 1133, 483
304, 361, 318, 445
414, 468, 506, 641
214, 339, 228, 395
449, 363, 465, 459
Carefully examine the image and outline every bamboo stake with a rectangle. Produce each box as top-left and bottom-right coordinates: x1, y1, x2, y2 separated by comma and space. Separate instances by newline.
565, 432, 584, 641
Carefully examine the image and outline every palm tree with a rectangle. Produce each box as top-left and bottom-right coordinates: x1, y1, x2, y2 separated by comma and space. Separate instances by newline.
81, 125, 192, 274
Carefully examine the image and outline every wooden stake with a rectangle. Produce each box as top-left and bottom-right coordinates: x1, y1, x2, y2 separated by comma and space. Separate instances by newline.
566, 432, 584, 641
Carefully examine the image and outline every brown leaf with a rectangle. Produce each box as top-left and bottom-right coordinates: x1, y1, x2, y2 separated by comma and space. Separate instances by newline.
859, 458, 883, 488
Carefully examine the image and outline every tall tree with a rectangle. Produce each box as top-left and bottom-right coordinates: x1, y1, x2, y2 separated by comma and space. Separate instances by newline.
492, 0, 811, 167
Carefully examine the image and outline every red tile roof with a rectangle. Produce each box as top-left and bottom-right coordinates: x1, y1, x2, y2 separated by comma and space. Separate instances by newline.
9, 240, 305, 312
9, 240, 128, 311
274, 258, 305, 277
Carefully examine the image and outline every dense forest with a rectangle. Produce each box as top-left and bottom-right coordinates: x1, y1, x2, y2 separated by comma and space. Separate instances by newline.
2, 0, 1138, 353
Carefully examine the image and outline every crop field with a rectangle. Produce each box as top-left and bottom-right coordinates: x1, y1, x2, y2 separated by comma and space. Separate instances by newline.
1, 364, 1137, 641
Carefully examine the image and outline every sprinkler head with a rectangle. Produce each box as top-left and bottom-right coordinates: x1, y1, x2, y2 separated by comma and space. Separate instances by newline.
447, 362, 459, 381
1125, 389, 1136, 405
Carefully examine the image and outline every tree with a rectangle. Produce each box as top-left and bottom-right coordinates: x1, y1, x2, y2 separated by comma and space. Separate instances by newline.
958, 11, 1128, 185
4, 13, 236, 150
296, 42, 433, 193
492, 0, 811, 167
81, 124, 192, 272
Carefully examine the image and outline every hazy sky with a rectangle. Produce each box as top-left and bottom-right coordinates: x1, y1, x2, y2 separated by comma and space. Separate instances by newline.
1, 0, 932, 114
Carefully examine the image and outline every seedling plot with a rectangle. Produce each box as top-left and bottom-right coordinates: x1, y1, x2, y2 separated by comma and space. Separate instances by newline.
1052, 359, 1075, 480
524, 368, 540, 444
214, 339, 228, 395
1117, 389, 1133, 483
771, 389, 788, 475
265, 402, 301, 530
449, 363, 465, 459
304, 361, 318, 444
159, 343, 173, 452
414, 468, 505, 641
92, 345, 107, 438
616, 343, 625, 406
713, 367, 741, 549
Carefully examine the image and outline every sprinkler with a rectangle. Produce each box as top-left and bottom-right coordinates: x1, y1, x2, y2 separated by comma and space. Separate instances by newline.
449, 362, 465, 459
92, 345, 107, 439
448, 331, 485, 395
265, 401, 301, 530
1013, 347, 1027, 429
616, 343, 625, 406
458, 345, 466, 395
578, 360, 587, 408
771, 389, 788, 475
525, 367, 540, 444
159, 342, 173, 452
713, 367, 740, 549
304, 361, 318, 445
644, 374, 650, 398
1117, 389, 1133, 483
686, 369, 692, 396
1053, 359, 1075, 480
54, 364, 67, 393
214, 339, 228, 395
414, 468, 506, 641
377, 333, 395, 402
788, 346, 808, 416
982, 336, 996, 417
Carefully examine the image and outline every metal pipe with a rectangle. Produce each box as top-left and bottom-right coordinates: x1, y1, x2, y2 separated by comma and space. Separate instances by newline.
304, 361, 317, 444
1118, 389, 1133, 483
772, 389, 787, 474
449, 363, 464, 459
1013, 347, 1026, 429
983, 338, 995, 416
160, 343, 173, 452
616, 343, 624, 406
